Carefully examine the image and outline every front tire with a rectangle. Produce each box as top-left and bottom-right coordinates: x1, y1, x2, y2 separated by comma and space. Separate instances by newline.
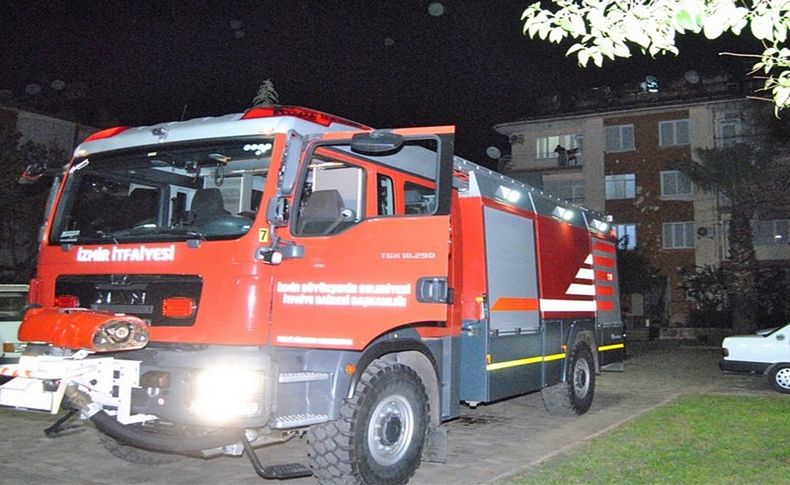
769, 364, 790, 394
542, 342, 595, 415
306, 359, 429, 484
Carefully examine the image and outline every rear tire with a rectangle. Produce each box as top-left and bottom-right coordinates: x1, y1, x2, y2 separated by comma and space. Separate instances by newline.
306, 359, 429, 484
769, 364, 790, 394
542, 342, 595, 416
99, 433, 182, 465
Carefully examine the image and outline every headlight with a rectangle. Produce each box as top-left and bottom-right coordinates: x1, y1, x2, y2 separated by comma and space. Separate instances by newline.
190, 367, 265, 423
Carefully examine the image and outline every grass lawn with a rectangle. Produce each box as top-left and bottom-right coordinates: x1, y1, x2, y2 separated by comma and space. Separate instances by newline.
509, 394, 789, 484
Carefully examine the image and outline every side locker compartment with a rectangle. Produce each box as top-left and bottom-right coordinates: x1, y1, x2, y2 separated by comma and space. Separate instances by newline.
483, 207, 542, 401
592, 237, 626, 365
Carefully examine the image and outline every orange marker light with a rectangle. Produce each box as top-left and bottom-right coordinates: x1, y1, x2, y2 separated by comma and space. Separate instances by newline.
162, 297, 196, 319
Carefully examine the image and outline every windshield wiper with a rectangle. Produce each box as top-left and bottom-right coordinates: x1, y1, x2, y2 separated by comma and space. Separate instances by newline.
97, 226, 207, 242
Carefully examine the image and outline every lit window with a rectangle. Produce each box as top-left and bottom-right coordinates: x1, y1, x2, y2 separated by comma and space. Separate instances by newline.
752, 219, 790, 245
660, 170, 693, 197
535, 134, 583, 163
663, 222, 694, 249
605, 125, 635, 153
615, 223, 637, 250
605, 173, 636, 200
659, 119, 690, 147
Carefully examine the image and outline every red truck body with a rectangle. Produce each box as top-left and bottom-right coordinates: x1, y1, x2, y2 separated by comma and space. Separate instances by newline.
1, 106, 624, 483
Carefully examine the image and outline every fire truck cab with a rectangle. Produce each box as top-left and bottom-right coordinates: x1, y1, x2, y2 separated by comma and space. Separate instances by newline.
1, 106, 624, 484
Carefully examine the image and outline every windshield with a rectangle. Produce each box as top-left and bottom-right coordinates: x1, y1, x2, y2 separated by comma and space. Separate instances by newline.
50, 138, 272, 244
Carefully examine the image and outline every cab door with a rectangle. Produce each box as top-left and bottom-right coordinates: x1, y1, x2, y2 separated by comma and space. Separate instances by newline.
267, 127, 455, 350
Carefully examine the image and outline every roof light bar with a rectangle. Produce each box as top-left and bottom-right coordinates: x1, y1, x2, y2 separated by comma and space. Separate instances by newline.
83, 126, 130, 142
241, 105, 370, 129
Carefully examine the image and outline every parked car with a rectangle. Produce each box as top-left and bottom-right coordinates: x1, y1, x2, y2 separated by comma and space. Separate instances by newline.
0, 284, 29, 366
720, 323, 790, 394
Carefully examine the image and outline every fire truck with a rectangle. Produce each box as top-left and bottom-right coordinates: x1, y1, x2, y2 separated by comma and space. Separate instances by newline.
0, 106, 625, 484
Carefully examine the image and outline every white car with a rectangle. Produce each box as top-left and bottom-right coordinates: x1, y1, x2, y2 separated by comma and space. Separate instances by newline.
720, 322, 790, 394
0, 284, 29, 365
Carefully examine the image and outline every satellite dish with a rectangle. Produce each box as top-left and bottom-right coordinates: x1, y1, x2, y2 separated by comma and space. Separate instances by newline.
51, 79, 66, 91
684, 70, 700, 84
25, 83, 42, 96
428, 2, 445, 17
486, 146, 502, 160
0, 89, 13, 100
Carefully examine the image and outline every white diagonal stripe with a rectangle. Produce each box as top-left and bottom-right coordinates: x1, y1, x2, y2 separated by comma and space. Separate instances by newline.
566, 283, 596, 296
575, 268, 594, 280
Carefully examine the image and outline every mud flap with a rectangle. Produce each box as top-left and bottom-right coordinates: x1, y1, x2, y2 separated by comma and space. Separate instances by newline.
422, 425, 448, 464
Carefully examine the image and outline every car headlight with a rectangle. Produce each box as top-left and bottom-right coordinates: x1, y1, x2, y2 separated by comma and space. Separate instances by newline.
190, 367, 265, 423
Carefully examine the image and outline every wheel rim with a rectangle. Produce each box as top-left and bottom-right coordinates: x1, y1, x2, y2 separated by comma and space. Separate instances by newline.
776, 368, 790, 390
367, 393, 415, 466
573, 356, 591, 398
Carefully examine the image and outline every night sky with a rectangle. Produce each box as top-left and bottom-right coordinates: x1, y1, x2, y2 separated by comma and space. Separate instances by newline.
2, 1, 759, 165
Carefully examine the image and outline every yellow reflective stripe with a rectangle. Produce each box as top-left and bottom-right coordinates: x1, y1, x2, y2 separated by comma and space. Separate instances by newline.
598, 343, 625, 352
486, 352, 566, 371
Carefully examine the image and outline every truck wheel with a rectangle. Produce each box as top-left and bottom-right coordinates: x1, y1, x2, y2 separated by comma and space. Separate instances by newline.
769, 364, 790, 394
99, 433, 181, 465
541, 342, 595, 416
306, 359, 429, 484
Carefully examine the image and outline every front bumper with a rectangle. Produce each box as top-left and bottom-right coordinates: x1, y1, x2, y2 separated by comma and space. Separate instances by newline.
0, 354, 152, 424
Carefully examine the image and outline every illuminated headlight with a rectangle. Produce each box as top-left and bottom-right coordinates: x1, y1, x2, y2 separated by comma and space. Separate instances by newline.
190, 368, 265, 422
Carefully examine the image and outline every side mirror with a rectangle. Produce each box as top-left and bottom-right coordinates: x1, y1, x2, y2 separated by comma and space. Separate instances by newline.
19, 162, 49, 185
351, 131, 404, 155
266, 196, 290, 227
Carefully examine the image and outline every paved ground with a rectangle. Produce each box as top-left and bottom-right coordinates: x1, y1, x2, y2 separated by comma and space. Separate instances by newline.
0, 341, 781, 485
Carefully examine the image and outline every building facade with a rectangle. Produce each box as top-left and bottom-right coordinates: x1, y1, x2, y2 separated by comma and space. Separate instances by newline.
495, 78, 790, 327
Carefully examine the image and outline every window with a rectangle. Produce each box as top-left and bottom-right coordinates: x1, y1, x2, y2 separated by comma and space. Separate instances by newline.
295, 160, 364, 236
605, 125, 634, 153
404, 183, 435, 214
377, 175, 394, 215
659, 119, 690, 147
0, 291, 27, 322
752, 219, 789, 245
543, 179, 584, 203
663, 222, 694, 249
605, 173, 636, 200
660, 170, 693, 197
615, 223, 637, 250
535, 133, 583, 163
718, 118, 741, 145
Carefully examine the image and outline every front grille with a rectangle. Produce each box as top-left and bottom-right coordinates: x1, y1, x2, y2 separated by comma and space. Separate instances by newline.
56, 274, 202, 327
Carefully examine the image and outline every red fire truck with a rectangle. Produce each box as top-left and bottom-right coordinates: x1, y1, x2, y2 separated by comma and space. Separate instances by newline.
0, 106, 625, 484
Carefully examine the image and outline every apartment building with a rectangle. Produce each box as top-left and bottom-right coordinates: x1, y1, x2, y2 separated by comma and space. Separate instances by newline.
495, 76, 790, 327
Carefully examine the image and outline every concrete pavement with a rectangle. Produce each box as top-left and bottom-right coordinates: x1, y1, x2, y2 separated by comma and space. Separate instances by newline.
0, 342, 778, 484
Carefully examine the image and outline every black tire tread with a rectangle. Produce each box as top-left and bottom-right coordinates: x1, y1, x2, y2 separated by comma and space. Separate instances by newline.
541, 342, 595, 416
306, 359, 427, 485
769, 364, 790, 394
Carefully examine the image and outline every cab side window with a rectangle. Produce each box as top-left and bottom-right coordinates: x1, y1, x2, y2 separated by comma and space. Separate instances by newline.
404, 182, 435, 215
377, 175, 395, 216
294, 159, 365, 236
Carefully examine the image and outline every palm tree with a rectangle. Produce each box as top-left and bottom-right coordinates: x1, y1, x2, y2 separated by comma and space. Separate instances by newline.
675, 143, 783, 333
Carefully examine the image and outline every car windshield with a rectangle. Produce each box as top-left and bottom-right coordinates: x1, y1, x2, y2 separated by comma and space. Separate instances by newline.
50, 138, 273, 244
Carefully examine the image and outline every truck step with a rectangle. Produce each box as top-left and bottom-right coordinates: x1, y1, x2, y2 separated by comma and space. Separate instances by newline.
259, 463, 313, 480
278, 371, 331, 383
272, 413, 329, 429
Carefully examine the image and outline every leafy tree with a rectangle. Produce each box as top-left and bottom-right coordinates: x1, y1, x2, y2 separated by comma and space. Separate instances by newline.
522, 1, 790, 113
0, 119, 62, 282
252, 79, 279, 107
673, 143, 784, 333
